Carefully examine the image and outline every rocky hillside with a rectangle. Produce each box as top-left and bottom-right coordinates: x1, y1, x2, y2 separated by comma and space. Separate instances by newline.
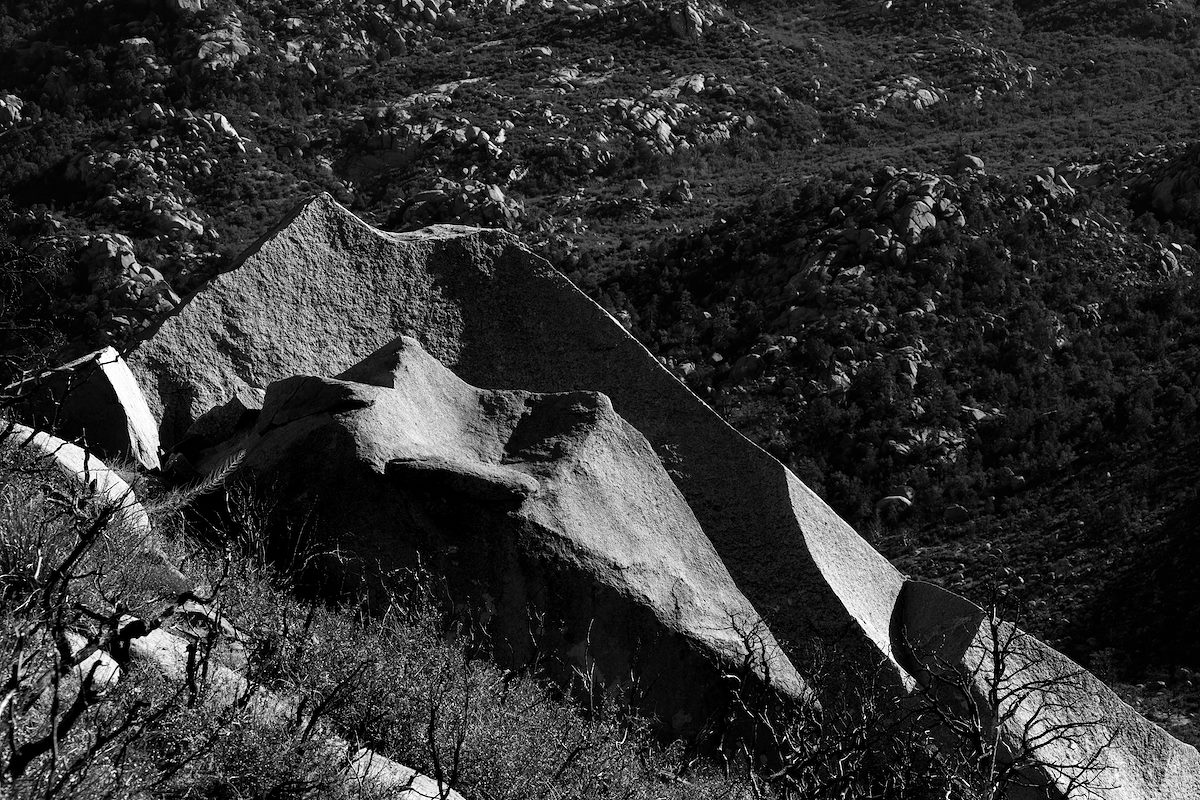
5, 0, 1200, 775
8, 197, 1200, 800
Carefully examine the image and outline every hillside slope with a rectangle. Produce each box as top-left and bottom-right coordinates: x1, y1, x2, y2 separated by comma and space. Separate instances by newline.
4, 0, 1200, 745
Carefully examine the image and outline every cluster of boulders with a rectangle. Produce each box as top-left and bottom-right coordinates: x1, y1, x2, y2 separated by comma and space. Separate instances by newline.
664, 0, 727, 40
0, 93, 23, 129
48, 104, 259, 334
853, 37, 1038, 118
77, 234, 182, 326
357, 108, 509, 163
194, 10, 251, 70
784, 166, 970, 288
11, 223, 188, 339
66, 105, 252, 241
885, 424, 966, 465
650, 72, 737, 101
186, 0, 460, 76
944, 35, 1039, 102
522, 0, 747, 41
390, 175, 522, 228
600, 95, 752, 155
1132, 141, 1200, 223
854, 74, 946, 118
258, 0, 463, 72
541, 58, 616, 91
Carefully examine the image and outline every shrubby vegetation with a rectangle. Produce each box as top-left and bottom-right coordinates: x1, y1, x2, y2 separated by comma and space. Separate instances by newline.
607, 166, 1200, 528
1, 441, 1116, 799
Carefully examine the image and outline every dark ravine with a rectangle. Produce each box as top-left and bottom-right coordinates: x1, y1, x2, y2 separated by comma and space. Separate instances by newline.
116, 194, 1200, 798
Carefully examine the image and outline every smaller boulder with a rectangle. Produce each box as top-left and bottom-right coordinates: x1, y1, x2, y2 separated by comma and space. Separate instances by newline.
11, 347, 160, 470
954, 153, 986, 174
65, 632, 122, 697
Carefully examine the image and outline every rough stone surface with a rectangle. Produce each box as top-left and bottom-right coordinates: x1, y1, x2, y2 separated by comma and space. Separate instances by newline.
236, 336, 807, 731
13, 346, 161, 470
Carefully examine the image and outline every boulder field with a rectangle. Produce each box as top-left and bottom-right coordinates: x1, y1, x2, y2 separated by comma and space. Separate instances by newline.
47, 192, 1191, 797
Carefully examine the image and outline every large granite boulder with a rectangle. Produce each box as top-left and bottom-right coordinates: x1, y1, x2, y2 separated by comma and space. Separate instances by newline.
231, 335, 807, 732
128, 193, 905, 682
128, 194, 1200, 795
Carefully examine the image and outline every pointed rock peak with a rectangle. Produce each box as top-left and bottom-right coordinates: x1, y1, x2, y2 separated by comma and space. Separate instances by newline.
231, 193, 377, 271
336, 335, 445, 389
283, 192, 372, 233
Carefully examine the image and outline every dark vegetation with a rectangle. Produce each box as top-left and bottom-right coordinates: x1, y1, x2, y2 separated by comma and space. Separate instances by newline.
4, 0, 1200, 757
0, 444, 1110, 799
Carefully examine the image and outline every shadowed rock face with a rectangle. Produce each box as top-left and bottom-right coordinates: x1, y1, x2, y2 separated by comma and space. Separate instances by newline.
235, 335, 807, 732
12, 347, 161, 470
128, 194, 1200, 797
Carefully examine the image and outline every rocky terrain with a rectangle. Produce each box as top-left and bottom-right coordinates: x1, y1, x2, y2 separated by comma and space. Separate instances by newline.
6, 0, 1200, 796
8, 195, 1200, 799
